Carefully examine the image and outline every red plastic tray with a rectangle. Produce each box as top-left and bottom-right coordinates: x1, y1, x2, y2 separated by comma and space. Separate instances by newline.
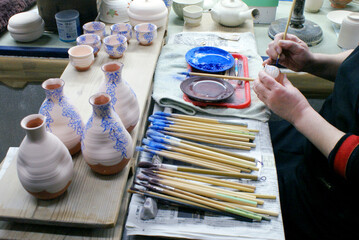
183, 53, 251, 109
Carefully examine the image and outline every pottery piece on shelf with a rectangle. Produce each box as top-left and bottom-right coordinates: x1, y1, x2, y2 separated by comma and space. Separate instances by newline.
7, 11, 44, 42
39, 78, 84, 155
337, 12, 359, 49
183, 5, 203, 27
172, 0, 204, 19
134, 23, 158, 45
127, 0, 168, 28
76, 33, 102, 57
110, 23, 133, 41
17, 114, 74, 200
99, 0, 132, 23
103, 34, 128, 58
82, 93, 134, 175
82, 21, 107, 40
209, 0, 260, 27
98, 62, 140, 132
329, 0, 352, 9
68, 45, 95, 71
305, 0, 324, 13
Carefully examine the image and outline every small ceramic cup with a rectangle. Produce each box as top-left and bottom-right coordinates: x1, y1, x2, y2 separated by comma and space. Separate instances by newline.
134, 23, 157, 46
337, 12, 359, 49
82, 21, 106, 40
68, 45, 94, 71
103, 34, 128, 58
183, 5, 203, 27
76, 33, 102, 57
110, 23, 132, 42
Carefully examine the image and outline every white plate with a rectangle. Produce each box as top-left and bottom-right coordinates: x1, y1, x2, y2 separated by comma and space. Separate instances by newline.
327, 10, 352, 28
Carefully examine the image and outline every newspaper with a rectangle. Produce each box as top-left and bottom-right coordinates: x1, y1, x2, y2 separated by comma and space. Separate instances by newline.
125, 118, 285, 240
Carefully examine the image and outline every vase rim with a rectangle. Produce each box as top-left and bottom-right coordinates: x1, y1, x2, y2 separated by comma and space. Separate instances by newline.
101, 61, 124, 73
42, 78, 65, 91
89, 92, 112, 106
21, 114, 46, 130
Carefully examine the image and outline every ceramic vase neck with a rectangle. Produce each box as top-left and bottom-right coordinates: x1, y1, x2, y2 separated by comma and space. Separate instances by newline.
93, 102, 113, 118
22, 115, 47, 142
102, 62, 124, 84
42, 79, 65, 102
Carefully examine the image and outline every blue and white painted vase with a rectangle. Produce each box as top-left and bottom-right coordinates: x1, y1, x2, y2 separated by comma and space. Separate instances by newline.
82, 93, 133, 175
39, 78, 83, 155
98, 62, 140, 133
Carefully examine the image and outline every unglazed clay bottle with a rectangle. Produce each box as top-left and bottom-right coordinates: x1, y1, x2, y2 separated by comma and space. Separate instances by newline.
39, 78, 83, 155
17, 114, 73, 200
82, 92, 134, 175
98, 62, 140, 133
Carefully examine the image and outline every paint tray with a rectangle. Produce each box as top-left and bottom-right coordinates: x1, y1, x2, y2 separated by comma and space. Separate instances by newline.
183, 53, 251, 109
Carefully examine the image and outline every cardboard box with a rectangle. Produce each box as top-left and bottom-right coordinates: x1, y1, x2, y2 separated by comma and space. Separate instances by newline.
242, 0, 279, 24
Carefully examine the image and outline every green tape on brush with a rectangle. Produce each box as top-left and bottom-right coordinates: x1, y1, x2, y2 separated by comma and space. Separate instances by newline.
216, 193, 257, 206
242, 0, 279, 7
225, 207, 262, 221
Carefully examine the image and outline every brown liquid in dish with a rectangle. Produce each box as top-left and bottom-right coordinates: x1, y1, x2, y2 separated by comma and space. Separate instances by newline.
26, 118, 43, 128
103, 63, 121, 72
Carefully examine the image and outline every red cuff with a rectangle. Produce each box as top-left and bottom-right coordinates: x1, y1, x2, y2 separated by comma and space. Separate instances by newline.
333, 135, 359, 178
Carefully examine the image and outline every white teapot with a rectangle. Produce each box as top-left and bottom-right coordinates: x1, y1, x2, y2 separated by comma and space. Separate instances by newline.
210, 0, 259, 27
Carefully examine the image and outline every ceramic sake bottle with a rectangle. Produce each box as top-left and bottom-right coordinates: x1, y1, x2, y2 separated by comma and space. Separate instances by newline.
98, 62, 140, 133
39, 78, 84, 155
17, 114, 74, 200
82, 92, 134, 175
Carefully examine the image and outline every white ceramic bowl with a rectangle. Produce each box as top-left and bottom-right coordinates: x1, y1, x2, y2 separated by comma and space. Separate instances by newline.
327, 10, 352, 28
76, 34, 102, 56
172, 0, 204, 20
127, 0, 168, 28
103, 34, 128, 58
134, 23, 158, 46
110, 23, 133, 41
68, 45, 94, 71
183, 5, 203, 19
82, 21, 107, 40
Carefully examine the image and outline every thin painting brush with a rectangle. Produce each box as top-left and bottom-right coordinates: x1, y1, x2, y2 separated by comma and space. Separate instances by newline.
154, 111, 248, 127
276, 0, 297, 66
128, 188, 254, 221
138, 162, 258, 180
136, 147, 250, 173
178, 71, 254, 81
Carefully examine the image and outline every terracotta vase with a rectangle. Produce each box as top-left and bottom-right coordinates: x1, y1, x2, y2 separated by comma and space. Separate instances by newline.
17, 114, 74, 200
82, 92, 134, 175
99, 62, 140, 133
329, 0, 352, 8
39, 78, 83, 155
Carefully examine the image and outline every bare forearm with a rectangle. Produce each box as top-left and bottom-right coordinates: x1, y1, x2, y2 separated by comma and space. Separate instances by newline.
303, 51, 352, 81
293, 107, 345, 158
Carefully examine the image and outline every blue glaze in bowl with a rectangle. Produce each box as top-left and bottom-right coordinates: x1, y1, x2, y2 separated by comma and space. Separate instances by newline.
185, 46, 235, 73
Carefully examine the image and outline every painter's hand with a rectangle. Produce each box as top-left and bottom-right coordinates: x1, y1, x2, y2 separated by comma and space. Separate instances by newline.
263, 33, 313, 72
253, 70, 311, 124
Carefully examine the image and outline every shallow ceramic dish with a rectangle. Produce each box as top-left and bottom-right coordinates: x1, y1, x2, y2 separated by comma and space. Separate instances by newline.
180, 76, 235, 102
185, 46, 235, 73
327, 10, 352, 28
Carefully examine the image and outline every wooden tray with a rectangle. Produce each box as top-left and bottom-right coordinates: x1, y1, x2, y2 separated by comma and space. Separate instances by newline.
0, 148, 132, 228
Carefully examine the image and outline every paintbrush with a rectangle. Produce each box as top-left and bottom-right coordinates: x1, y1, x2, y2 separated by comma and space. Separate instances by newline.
276, 0, 297, 66
140, 181, 264, 221
150, 114, 259, 133
148, 130, 255, 161
136, 147, 250, 173
144, 137, 257, 169
178, 71, 254, 81
128, 187, 254, 221
154, 112, 248, 127
138, 162, 258, 180
141, 139, 255, 172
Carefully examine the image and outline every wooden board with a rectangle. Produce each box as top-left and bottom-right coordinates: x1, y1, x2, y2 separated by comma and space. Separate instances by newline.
0, 23, 167, 229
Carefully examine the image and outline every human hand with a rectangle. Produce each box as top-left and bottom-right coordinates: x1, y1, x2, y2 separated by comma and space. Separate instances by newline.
263, 33, 314, 72
253, 70, 312, 124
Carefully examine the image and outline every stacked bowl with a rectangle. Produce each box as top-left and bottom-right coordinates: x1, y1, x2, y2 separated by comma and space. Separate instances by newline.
7, 12, 44, 42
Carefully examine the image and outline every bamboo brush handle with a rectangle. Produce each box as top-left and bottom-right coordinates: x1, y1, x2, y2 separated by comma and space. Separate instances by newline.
188, 72, 254, 81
